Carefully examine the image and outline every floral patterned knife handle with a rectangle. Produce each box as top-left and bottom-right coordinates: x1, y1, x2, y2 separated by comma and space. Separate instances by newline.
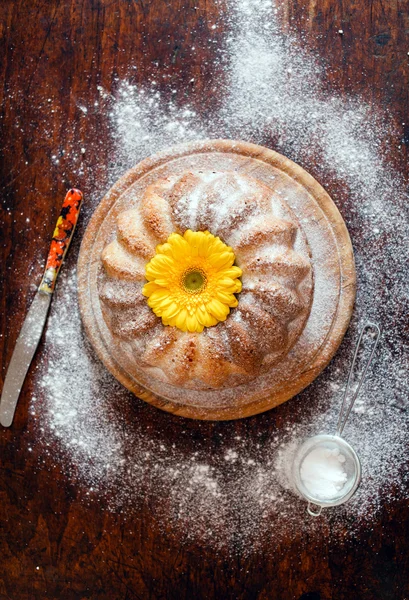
39, 189, 84, 294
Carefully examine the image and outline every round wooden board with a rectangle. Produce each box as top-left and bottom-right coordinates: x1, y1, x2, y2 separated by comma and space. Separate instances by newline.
77, 139, 356, 420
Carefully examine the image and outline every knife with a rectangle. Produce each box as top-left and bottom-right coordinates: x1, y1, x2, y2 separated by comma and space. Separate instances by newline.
0, 188, 83, 427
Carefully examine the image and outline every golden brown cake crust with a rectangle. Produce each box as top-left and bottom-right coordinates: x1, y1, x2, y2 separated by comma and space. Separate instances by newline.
77, 139, 356, 420
98, 170, 313, 390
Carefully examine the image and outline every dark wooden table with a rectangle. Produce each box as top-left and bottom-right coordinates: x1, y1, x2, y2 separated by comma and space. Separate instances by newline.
1, 1, 409, 599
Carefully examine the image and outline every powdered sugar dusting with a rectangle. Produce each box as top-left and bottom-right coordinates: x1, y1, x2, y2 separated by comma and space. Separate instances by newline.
31, 0, 409, 553
35, 273, 126, 483
97, 164, 313, 399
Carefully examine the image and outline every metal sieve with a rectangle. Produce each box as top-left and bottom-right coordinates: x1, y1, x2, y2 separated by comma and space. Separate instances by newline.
292, 323, 381, 516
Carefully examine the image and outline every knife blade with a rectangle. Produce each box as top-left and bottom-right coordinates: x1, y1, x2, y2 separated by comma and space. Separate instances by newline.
0, 188, 83, 427
0, 292, 51, 426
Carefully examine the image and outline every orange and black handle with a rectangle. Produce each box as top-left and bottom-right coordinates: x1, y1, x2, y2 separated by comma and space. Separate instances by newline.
38, 188, 83, 294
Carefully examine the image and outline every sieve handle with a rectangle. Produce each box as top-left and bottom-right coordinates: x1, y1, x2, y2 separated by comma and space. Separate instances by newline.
336, 322, 381, 437
307, 502, 322, 517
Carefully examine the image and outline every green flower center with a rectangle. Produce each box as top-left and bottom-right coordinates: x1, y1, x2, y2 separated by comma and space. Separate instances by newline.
182, 268, 207, 293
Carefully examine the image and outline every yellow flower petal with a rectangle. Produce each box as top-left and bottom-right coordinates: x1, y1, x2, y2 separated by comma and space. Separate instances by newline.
175, 308, 188, 330
197, 234, 209, 258
168, 234, 190, 260
206, 299, 230, 321
162, 302, 180, 319
150, 289, 169, 301
152, 255, 175, 270
216, 290, 237, 305
196, 305, 213, 326
156, 242, 173, 257
208, 251, 234, 269
156, 296, 175, 309
142, 281, 161, 296
186, 313, 200, 332
217, 277, 239, 292
221, 267, 242, 278
146, 264, 166, 279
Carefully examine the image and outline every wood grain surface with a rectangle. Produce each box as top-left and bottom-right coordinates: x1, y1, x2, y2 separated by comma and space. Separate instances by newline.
1, 1, 409, 599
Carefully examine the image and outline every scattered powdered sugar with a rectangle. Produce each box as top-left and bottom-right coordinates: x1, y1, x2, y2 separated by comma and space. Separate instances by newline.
110, 84, 208, 168
35, 273, 125, 479
30, 0, 409, 553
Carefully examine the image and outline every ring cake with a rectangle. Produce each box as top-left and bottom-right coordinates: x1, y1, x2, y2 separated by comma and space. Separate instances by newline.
78, 140, 355, 420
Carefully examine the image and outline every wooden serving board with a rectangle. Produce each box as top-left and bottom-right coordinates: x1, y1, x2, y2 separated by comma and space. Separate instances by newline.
77, 139, 356, 420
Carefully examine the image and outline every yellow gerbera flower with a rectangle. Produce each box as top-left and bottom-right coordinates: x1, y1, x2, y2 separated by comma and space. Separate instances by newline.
142, 230, 242, 333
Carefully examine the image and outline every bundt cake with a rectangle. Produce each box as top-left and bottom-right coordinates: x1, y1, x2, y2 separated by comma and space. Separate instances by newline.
98, 170, 313, 390
78, 139, 355, 419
